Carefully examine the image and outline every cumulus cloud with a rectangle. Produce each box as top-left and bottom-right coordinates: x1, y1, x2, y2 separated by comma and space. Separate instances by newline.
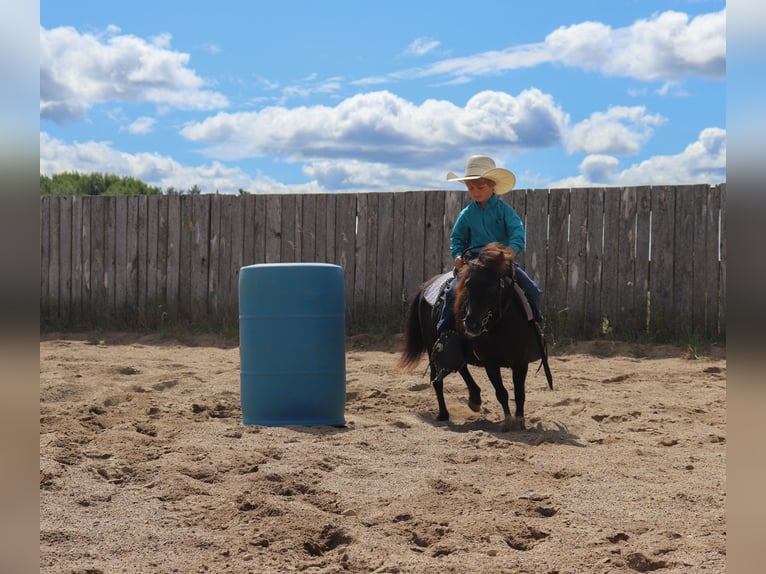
40, 25, 228, 123
39, 132, 283, 194
565, 106, 667, 155
180, 89, 569, 163
303, 159, 443, 192
545, 9, 725, 81
40, 122, 726, 194
553, 127, 726, 187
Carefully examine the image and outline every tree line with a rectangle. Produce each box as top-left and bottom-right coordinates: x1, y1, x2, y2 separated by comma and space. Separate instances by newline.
39, 172, 242, 196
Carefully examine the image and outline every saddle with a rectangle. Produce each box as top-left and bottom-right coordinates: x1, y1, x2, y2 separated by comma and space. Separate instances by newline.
424, 271, 454, 307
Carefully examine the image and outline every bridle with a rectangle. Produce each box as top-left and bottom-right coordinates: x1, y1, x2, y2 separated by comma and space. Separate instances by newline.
462, 267, 516, 336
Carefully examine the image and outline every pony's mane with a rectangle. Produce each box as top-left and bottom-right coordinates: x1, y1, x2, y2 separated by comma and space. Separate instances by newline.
453, 242, 514, 331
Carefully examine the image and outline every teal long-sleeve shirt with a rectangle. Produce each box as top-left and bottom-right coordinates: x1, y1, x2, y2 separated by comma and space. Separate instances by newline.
450, 194, 526, 260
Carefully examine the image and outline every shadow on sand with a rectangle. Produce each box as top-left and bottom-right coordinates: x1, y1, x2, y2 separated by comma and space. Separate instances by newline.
416, 411, 585, 447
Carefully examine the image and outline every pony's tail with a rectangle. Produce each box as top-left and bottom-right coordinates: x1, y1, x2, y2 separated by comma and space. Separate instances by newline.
397, 292, 426, 370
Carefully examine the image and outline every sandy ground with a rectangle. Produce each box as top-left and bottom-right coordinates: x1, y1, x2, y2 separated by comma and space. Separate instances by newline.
40, 333, 726, 573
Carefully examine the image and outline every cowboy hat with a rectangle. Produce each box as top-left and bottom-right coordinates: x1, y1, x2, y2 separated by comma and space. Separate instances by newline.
446, 155, 516, 195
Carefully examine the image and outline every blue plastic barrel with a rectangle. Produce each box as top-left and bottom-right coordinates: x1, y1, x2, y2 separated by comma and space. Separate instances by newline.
239, 263, 346, 426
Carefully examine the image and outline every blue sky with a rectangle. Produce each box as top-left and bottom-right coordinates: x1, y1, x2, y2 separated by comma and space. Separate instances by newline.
39, 0, 726, 194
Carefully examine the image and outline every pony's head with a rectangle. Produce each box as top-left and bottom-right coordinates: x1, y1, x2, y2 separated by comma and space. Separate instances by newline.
454, 242, 515, 338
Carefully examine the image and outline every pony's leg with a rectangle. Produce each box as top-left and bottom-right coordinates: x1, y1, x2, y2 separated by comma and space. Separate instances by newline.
486, 364, 528, 431
457, 365, 482, 412
484, 365, 514, 430
508, 364, 529, 430
430, 368, 450, 422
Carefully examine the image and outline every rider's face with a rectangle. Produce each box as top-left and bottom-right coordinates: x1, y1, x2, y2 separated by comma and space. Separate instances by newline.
466, 178, 496, 205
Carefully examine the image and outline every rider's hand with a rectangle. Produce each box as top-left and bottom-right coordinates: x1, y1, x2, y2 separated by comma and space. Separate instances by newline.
454, 256, 464, 268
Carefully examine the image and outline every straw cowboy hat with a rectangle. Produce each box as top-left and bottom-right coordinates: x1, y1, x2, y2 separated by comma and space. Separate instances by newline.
446, 155, 516, 195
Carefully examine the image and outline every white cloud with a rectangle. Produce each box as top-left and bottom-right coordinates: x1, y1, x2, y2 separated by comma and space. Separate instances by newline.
357, 9, 725, 86
179, 89, 569, 162
125, 116, 156, 135
303, 159, 443, 192
280, 76, 344, 101
402, 37, 440, 57
565, 106, 667, 155
545, 9, 725, 81
39, 131, 280, 194
39, 124, 725, 194
553, 127, 726, 187
40, 25, 229, 123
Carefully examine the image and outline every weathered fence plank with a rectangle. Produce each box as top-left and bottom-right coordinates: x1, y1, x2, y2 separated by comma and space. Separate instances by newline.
583, 188, 605, 338
264, 195, 282, 263
89, 196, 106, 319
718, 184, 726, 338
525, 189, 548, 309
40, 187, 726, 340
190, 195, 210, 322
207, 195, 221, 321
280, 194, 298, 262
391, 192, 408, 317
81, 197, 92, 321
703, 186, 721, 339
155, 195, 170, 318
322, 194, 337, 266
601, 190, 620, 334
547, 189, 569, 332
376, 193, 395, 315
354, 193, 372, 317
178, 196, 193, 320
165, 195, 181, 320
300, 194, 317, 262
674, 185, 696, 337
402, 191, 426, 302
114, 196, 127, 315
59, 196, 75, 325
58, 196, 72, 325
40, 196, 51, 321
126, 196, 140, 313
105, 197, 118, 314
335, 194, 357, 319
690, 184, 709, 337
70, 196, 83, 322
617, 187, 637, 337
216, 195, 234, 324
506, 189, 527, 268
635, 187, 652, 335
146, 195, 160, 318
136, 196, 148, 319
649, 186, 676, 339
567, 188, 589, 335
228, 195, 245, 319
424, 191, 445, 280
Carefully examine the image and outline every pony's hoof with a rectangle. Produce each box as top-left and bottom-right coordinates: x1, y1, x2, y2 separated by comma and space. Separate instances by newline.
467, 399, 482, 412
436, 413, 450, 422
501, 415, 525, 431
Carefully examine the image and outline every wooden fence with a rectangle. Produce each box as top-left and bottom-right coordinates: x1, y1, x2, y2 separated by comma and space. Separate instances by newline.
40, 184, 726, 342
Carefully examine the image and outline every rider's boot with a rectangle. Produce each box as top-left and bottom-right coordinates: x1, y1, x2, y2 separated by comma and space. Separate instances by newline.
430, 330, 465, 380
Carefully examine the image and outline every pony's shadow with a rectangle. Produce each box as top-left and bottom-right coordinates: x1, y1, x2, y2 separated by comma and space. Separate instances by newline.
416, 411, 585, 447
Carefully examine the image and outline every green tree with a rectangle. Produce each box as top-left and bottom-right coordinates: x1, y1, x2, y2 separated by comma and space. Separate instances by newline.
40, 172, 162, 196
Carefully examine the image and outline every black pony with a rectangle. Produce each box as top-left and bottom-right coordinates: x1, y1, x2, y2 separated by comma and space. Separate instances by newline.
398, 242, 552, 430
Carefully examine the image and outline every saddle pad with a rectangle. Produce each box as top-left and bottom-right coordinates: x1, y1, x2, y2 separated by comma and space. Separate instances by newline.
424, 271, 455, 306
